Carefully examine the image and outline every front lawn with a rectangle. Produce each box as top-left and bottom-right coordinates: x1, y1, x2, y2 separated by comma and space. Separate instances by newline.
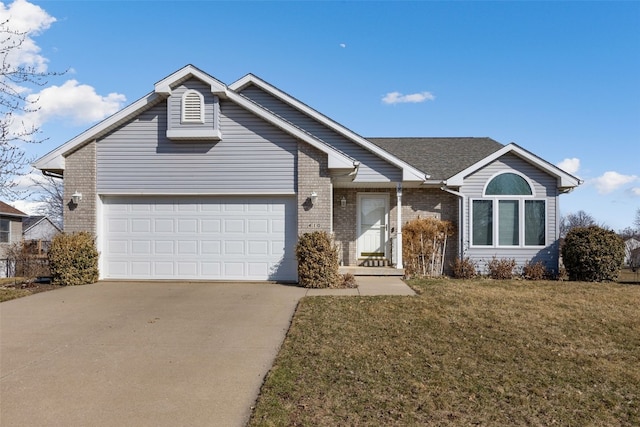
249, 279, 640, 426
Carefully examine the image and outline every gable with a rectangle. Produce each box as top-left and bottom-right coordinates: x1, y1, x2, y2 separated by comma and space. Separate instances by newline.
461, 153, 559, 198
96, 98, 298, 194
446, 143, 582, 191
237, 84, 403, 183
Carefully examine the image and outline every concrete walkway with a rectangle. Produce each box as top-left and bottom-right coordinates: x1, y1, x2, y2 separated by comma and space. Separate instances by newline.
0, 278, 413, 427
305, 276, 415, 296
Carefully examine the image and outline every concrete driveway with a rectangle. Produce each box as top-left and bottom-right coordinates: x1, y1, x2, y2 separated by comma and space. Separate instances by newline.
0, 281, 307, 427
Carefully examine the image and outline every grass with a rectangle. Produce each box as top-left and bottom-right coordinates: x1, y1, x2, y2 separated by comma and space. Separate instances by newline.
249, 279, 640, 426
0, 277, 61, 302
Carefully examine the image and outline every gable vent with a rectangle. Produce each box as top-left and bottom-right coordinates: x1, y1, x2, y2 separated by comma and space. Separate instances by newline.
182, 90, 204, 123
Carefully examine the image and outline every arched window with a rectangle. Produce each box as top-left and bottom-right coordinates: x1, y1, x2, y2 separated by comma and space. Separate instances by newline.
472, 172, 545, 247
181, 90, 204, 123
485, 172, 532, 196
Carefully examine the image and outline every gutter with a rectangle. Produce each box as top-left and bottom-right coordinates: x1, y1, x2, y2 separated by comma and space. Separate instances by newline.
42, 170, 64, 180
441, 185, 466, 259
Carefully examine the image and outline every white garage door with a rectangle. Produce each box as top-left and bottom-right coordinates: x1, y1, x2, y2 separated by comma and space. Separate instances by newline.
102, 196, 297, 281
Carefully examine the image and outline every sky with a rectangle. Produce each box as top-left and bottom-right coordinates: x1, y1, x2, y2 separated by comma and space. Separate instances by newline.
2, 0, 639, 231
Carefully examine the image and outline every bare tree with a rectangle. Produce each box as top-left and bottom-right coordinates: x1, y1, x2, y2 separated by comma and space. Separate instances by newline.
635, 208, 640, 230
0, 20, 62, 199
30, 173, 63, 226
560, 210, 597, 238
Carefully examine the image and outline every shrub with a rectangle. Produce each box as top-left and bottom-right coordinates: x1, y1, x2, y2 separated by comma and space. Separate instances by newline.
295, 231, 340, 288
403, 217, 455, 278
341, 273, 358, 288
4, 242, 50, 280
522, 261, 548, 280
561, 226, 625, 282
450, 257, 478, 279
486, 257, 517, 280
48, 232, 99, 286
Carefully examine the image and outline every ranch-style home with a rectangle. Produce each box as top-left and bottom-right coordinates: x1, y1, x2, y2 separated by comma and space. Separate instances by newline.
34, 65, 581, 282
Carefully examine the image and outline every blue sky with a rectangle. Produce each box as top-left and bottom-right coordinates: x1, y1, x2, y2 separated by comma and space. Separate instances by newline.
4, 0, 640, 230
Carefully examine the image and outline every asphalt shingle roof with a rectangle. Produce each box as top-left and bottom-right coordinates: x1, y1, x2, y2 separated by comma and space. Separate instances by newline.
367, 137, 504, 181
0, 201, 27, 217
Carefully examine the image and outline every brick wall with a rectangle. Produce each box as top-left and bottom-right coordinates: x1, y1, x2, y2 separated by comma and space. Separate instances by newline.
64, 142, 97, 233
333, 187, 459, 268
297, 142, 332, 236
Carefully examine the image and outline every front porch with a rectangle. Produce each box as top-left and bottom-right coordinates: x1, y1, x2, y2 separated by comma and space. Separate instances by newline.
339, 266, 405, 277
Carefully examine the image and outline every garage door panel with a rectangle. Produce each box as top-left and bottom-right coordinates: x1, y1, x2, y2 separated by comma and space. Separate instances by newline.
102, 196, 296, 281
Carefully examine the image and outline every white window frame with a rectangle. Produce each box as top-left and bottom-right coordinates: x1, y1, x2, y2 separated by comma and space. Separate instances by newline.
181, 90, 205, 124
470, 171, 546, 248
470, 198, 547, 248
0, 217, 10, 243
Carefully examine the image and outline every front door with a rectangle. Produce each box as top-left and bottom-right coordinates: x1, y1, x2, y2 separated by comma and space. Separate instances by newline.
357, 194, 388, 258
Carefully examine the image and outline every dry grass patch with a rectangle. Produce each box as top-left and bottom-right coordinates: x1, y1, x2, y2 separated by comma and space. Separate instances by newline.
249, 279, 640, 426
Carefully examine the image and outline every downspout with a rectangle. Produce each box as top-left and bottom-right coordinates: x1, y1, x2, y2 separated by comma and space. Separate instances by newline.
396, 182, 403, 269
441, 186, 465, 260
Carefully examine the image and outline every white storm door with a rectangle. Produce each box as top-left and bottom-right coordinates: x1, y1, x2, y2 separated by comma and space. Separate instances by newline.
357, 194, 388, 258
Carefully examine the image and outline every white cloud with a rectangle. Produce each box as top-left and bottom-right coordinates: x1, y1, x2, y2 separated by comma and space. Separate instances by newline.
382, 91, 435, 105
0, 0, 56, 73
339, 43, 346, 48
556, 157, 580, 175
10, 199, 46, 215
24, 79, 126, 126
630, 187, 640, 197
591, 171, 639, 194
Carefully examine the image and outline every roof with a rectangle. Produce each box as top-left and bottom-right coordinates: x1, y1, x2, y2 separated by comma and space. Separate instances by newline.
22, 216, 63, 235
0, 201, 27, 217
368, 137, 503, 181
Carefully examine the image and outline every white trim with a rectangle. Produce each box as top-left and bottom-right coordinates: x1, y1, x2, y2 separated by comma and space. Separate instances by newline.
0, 217, 10, 243
356, 193, 390, 259
230, 74, 428, 182
166, 129, 222, 140
469, 197, 547, 249
181, 90, 205, 123
154, 64, 227, 97
395, 183, 403, 269
225, 91, 355, 170
33, 66, 356, 173
446, 143, 582, 190
482, 170, 536, 197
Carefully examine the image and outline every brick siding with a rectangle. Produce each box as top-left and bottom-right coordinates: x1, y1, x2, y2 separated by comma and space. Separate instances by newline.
297, 142, 332, 236
64, 142, 97, 233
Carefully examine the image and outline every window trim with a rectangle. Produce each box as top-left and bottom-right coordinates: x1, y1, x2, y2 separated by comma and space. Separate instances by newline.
482, 170, 536, 197
0, 217, 10, 243
470, 197, 547, 248
181, 90, 205, 124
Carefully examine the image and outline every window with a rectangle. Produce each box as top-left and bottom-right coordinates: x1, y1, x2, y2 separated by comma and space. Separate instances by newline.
0, 218, 9, 243
181, 90, 204, 123
471, 172, 546, 247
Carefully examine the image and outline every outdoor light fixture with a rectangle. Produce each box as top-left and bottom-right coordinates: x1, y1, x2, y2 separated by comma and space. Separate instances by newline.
71, 191, 82, 204
310, 191, 318, 205
340, 196, 346, 208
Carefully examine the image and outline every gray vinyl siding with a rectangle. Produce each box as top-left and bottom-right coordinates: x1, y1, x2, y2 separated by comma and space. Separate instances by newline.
461, 153, 561, 273
239, 85, 402, 183
96, 98, 297, 194
167, 79, 217, 131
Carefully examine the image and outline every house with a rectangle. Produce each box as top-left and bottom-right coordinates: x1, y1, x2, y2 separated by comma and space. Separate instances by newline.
22, 216, 62, 242
0, 201, 27, 278
33, 65, 581, 282
22, 216, 62, 255
625, 238, 640, 267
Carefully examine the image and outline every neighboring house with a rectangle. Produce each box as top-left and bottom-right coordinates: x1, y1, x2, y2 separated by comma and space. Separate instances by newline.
22, 216, 62, 255
0, 201, 27, 278
22, 216, 62, 242
625, 238, 640, 267
33, 65, 582, 282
